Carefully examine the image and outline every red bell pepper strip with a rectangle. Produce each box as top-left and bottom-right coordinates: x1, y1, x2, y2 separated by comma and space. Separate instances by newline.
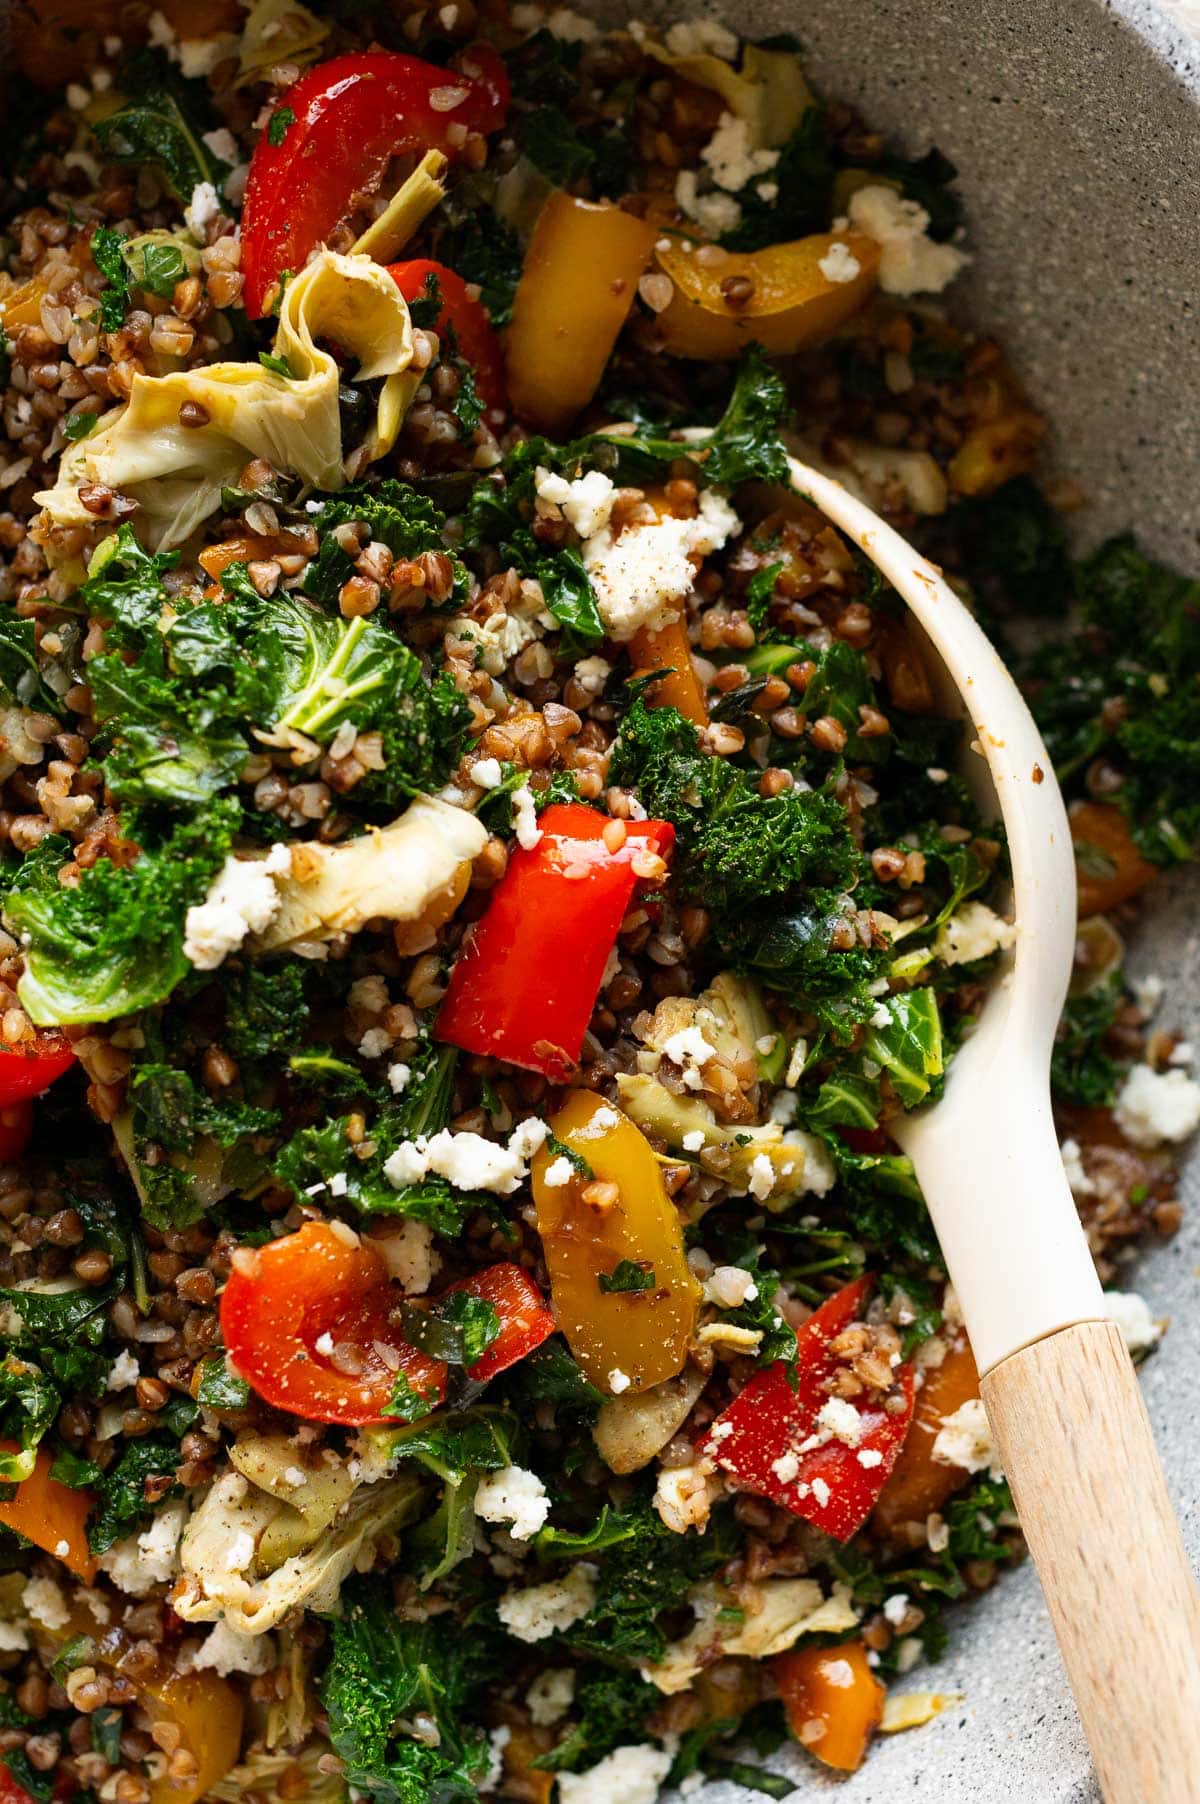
701, 1276, 915, 1542
0, 1103, 33, 1162
437, 802, 675, 1081
0, 1766, 38, 1804
386, 258, 507, 411
241, 45, 511, 318
220, 1222, 555, 1425
447, 1261, 556, 1382
0, 1030, 74, 1106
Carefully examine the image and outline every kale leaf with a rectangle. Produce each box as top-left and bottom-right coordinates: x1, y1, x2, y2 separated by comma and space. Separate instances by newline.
90, 227, 130, 332
0, 612, 61, 714
88, 1398, 198, 1553
1050, 972, 1126, 1107
534, 1667, 661, 1773
567, 1496, 740, 1665
92, 49, 232, 203
720, 110, 835, 253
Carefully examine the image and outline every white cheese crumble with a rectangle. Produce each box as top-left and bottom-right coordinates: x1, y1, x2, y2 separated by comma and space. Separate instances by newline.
106, 1347, 140, 1390
608, 1368, 631, 1394
661, 1022, 719, 1089
700, 111, 778, 192
818, 242, 863, 284
770, 1451, 800, 1484
816, 1397, 865, 1447
1132, 972, 1165, 1018
1103, 1289, 1162, 1354
673, 169, 742, 238
580, 490, 740, 642
526, 1666, 576, 1726
663, 18, 739, 58
546, 5, 599, 40
681, 1128, 707, 1153
934, 900, 1017, 967
810, 1476, 831, 1508
704, 1265, 759, 1307
201, 127, 239, 164
474, 1465, 551, 1541
747, 1152, 776, 1201
358, 1028, 392, 1060
375, 1219, 439, 1295
22, 1575, 69, 1630
0, 1623, 28, 1652
97, 1497, 188, 1598
469, 757, 504, 789
557, 1743, 674, 1804
857, 1447, 884, 1469
193, 1621, 276, 1676
183, 853, 285, 970
847, 184, 969, 297
883, 1592, 910, 1627
931, 1398, 1003, 1478
1113, 1062, 1200, 1148
387, 1063, 412, 1095
1060, 1137, 1095, 1197
496, 1562, 597, 1642
572, 655, 612, 696
511, 783, 543, 850
184, 180, 221, 239
535, 466, 615, 538
543, 1155, 574, 1188
383, 1120, 548, 1197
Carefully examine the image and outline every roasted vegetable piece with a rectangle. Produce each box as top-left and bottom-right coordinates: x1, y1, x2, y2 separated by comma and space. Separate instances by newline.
0, 1444, 96, 1578
220, 1220, 444, 1426
142, 1671, 245, 1804
773, 1639, 885, 1771
703, 1277, 915, 1540
630, 609, 709, 726
653, 231, 879, 359
441, 1262, 556, 1382
0, 1763, 36, 1804
1070, 800, 1158, 917
871, 1332, 980, 1539
241, 47, 510, 316
0, 1029, 74, 1105
437, 802, 674, 1080
505, 193, 659, 430
531, 1089, 699, 1393
387, 258, 508, 411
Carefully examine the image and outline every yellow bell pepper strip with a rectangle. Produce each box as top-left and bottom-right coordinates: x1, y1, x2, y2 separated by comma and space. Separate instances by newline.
531, 1089, 700, 1393
505, 193, 660, 432
773, 1639, 885, 1771
0, 1443, 96, 1579
653, 230, 880, 360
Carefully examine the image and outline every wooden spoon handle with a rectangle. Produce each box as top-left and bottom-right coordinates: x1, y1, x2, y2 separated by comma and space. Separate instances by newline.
981, 1320, 1200, 1802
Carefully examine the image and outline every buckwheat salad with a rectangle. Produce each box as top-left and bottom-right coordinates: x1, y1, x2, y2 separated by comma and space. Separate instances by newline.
0, 3, 1197, 1800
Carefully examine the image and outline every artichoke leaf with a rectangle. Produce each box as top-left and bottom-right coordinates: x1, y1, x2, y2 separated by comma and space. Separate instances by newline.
646, 1577, 860, 1694
36, 252, 418, 548
638, 35, 812, 149
351, 149, 448, 266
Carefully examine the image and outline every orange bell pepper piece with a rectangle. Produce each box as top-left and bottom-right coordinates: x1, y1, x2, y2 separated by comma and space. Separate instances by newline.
630, 611, 709, 725
0, 1444, 96, 1580
506, 193, 659, 432
773, 1639, 885, 1772
531, 1089, 699, 1393
142, 1670, 245, 1804
654, 231, 879, 360
1069, 800, 1157, 918
871, 1333, 980, 1541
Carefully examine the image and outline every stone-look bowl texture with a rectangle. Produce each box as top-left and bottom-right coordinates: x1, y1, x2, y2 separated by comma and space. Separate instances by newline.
660, 1, 1199, 1797
1, 1, 1198, 1798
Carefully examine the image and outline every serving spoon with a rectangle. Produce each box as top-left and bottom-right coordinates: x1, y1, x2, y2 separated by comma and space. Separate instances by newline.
785, 455, 1200, 1802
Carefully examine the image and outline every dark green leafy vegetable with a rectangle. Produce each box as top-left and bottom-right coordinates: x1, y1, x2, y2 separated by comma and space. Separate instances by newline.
534, 1668, 661, 1772
195, 1356, 251, 1411
267, 106, 296, 147
864, 988, 944, 1108
92, 49, 232, 203
88, 1397, 198, 1553
90, 226, 130, 331
598, 1260, 655, 1295
400, 1294, 500, 1367
721, 110, 834, 252
63, 410, 101, 442
568, 1496, 739, 1664
0, 613, 61, 713
1050, 973, 1125, 1107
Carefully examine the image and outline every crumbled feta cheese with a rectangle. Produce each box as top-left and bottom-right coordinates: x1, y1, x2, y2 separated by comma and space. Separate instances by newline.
480, 1723, 511, 1792
1060, 1137, 1095, 1197
183, 854, 282, 970
358, 1028, 392, 1059
106, 1347, 140, 1390
1132, 972, 1165, 1018
817, 1397, 865, 1447
509, 1116, 551, 1159
661, 1023, 719, 1089
895, 1635, 924, 1673
572, 655, 612, 696
704, 1265, 759, 1307
383, 1119, 550, 1197
700, 111, 778, 192
66, 82, 90, 110
546, 5, 599, 40
387, 1062, 412, 1095
681, 1129, 706, 1153
470, 757, 504, 789
512, 783, 542, 850
558, 1742, 673, 1804
931, 1398, 1003, 1478
178, 34, 237, 78
747, 1152, 776, 1202
264, 841, 292, 876
847, 184, 969, 296
22, 1575, 69, 1631
314, 1331, 335, 1356
184, 180, 221, 239
0, 1622, 28, 1652
497, 1562, 597, 1642
810, 1476, 831, 1508
869, 1000, 893, 1029
926, 1511, 949, 1552
98, 1497, 188, 1598
579, 490, 739, 641
446, 608, 540, 675
193, 1621, 276, 1676
474, 1465, 551, 1541
526, 1666, 576, 1726
543, 1155, 574, 1188
1114, 1063, 1200, 1147
535, 466, 615, 539
934, 901, 1017, 966
883, 1593, 910, 1627
201, 127, 239, 164
1103, 1289, 1162, 1354
663, 18, 739, 58
857, 1448, 884, 1469
674, 168, 742, 237
225, 1528, 256, 1574
770, 1451, 800, 1484
608, 1368, 631, 1394
818, 241, 863, 284
375, 1219, 439, 1295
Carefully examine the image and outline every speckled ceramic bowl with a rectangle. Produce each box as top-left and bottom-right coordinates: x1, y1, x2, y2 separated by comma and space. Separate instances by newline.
662, 1, 1200, 1797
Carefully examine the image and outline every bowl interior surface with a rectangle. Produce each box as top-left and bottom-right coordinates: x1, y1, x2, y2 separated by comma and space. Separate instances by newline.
617, 0, 1198, 1796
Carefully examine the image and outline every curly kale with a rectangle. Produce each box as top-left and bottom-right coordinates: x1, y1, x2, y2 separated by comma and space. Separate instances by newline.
1050, 972, 1126, 1108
